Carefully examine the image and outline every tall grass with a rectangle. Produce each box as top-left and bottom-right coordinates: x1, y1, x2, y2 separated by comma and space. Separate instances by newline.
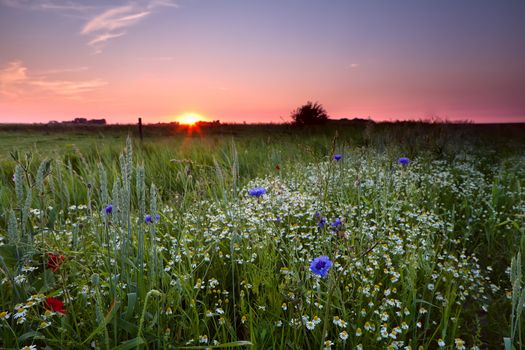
0, 123, 524, 348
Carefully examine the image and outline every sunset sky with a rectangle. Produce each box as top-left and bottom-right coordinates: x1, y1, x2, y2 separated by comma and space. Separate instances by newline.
1, 0, 524, 124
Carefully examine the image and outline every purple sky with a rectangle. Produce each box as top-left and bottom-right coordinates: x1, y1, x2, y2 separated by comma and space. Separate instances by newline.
1, 0, 524, 124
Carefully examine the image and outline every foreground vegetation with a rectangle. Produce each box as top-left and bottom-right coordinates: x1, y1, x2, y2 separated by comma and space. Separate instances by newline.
0, 122, 524, 349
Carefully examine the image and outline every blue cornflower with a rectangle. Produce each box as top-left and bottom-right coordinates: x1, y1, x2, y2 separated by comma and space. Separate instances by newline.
155, 213, 161, 222
145, 215, 153, 223
248, 187, 266, 197
330, 218, 342, 231
310, 256, 333, 278
318, 217, 327, 228
398, 157, 410, 166
105, 204, 113, 214
333, 154, 343, 161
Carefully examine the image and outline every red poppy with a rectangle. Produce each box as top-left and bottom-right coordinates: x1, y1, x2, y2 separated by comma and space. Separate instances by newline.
47, 253, 65, 272
44, 297, 66, 314
275, 164, 280, 171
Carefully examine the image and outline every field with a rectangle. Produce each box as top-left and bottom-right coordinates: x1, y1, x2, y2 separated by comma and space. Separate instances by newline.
0, 122, 524, 349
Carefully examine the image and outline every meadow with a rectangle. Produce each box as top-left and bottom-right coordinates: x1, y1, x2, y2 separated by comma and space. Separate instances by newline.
0, 122, 524, 349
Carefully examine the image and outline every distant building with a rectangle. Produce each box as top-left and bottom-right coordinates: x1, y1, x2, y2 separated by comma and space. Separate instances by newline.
196, 120, 221, 127
330, 117, 374, 124
60, 118, 107, 125
89, 119, 107, 125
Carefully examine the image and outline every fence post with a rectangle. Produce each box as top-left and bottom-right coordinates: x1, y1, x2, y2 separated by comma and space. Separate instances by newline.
138, 117, 143, 141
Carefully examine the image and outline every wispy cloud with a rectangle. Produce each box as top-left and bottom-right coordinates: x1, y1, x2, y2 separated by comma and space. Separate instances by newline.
88, 32, 126, 47
81, 6, 151, 35
0, 61, 28, 98
0, 60, 106, 99
81, 1, 178, 53
30, 79, 107, 95
0, 0, 179, 52
36, 66, 89, 75
146, 0, 179, 9
0, 0, 93, 15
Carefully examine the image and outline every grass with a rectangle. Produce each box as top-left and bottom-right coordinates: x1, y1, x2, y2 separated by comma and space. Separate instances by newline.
0, 122, 524, 349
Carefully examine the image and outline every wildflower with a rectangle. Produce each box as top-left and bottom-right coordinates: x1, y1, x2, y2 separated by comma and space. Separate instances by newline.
324, 340, 333, 349
44, 297, 66, 314
337, 319, 347, 328
248, 187, 266, 197
380, 325, 389, 338
0, 311, 10, 320
13, 307, 26, 324
454, 338, 465, 350
305, 320, 315, 330
105, 204, 112, 214
14, 275, 27, 285
398, 157, 410, 165
21, 346, 37, 350
310, 256, 333, 277
330, 218, 342, 231
318, 217, 327, 228
312, 315, 321, 324
47, 253, 65, 272
145, 215, 153, 223
437, 338, 445, 347
38, 321, 51, 329
199, 335, 208, 344
389, 330, 397, 339
339, 330, 349, 341
364, 322, 375, 331
21, 266, 37, 273
356, 327, 362, 336
333, 154, 342, 161
155, 213, 161, 222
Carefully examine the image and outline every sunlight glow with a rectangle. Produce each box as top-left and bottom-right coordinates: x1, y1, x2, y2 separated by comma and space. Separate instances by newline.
177, 113, 205, 126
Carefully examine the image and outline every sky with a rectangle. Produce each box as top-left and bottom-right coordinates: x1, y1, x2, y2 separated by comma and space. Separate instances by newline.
1, 0, 524, 124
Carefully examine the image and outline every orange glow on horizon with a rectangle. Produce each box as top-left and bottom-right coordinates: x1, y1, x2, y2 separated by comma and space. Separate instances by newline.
176, 113, 206, 126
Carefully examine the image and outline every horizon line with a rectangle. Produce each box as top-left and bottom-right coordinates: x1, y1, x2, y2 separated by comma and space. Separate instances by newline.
1, 118, 524, 126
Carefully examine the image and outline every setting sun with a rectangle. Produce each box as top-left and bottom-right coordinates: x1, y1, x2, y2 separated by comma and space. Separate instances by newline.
177, 113, 205, 126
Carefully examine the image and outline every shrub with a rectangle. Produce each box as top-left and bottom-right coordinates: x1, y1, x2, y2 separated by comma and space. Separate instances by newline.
291, 101, 329, 126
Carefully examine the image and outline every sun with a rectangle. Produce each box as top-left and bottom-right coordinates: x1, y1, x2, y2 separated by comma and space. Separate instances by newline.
177, 113, 205, 126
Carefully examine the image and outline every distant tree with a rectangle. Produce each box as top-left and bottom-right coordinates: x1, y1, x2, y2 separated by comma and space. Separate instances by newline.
291, 101, 329, 126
